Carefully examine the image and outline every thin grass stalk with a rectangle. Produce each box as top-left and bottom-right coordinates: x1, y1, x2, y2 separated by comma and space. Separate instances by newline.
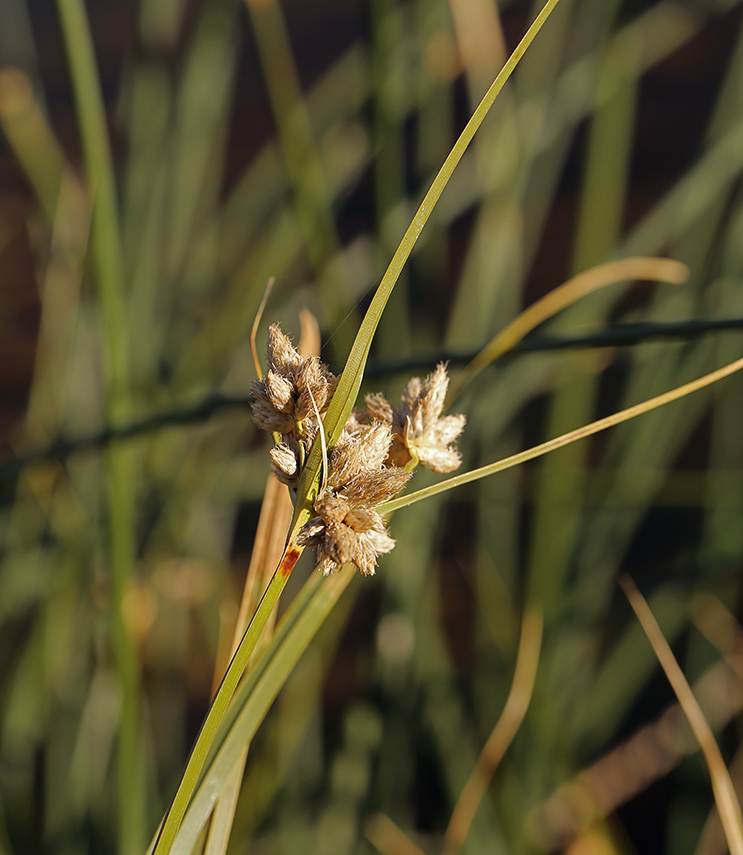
372, 0, 412, 358
447, 257, 687, 404
486, 0, 582, 281
412, 0, 454, 320
54, 2, 142, 853
690, 592, 743, 855
443, 0, 520, 352
691, 594, 743, 685
23, 172, 89, 438
0, 169, 89, 556
623, 115, 743, 259
699, 187, 743, 567
443, 608, 543, 854
365, 814, 428, 855
0, 68, 69, 221
381, 353, 743, 513
121, 0, 182, 264
55, 0, 129, 409
172, 209, 302, 387
693, 748, 743, 855
447, 0, 506, 101
163, 0, 239, 286
620, 576, 743, 855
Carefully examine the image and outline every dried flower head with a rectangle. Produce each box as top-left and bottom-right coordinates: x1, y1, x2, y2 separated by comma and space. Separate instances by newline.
297, 423, 411, 576
366, 363, 466, 473
251, 324, 337, 434
252, 323, 465, 578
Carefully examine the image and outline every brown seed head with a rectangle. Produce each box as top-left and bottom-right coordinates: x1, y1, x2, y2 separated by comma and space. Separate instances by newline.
296, 420, 411, 576
327, 422, 395, 493
367, 363, 466, 473
295, 357, 330, 421
298, 496, 396, 577
266, 323, 303, 376
252, 324, 338, 435
269, 442, 299, 485
251, 383, 296, 433
264, 370, 295, 412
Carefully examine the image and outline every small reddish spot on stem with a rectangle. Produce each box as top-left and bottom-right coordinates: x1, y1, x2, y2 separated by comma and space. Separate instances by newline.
278, 546, 301, 578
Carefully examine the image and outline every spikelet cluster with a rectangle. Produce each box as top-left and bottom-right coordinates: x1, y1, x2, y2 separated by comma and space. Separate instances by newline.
365, 363, 466, 473
252, 324, 336, 489
297, 423, 411, 575
252, 326, 466, 576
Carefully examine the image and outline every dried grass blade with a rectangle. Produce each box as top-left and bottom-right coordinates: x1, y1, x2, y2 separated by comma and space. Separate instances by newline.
691, 593, 743, 684
620, 576, 743, 855
365, 813, 428, 855
531, 657, 743, 850
381, 354, 743, 514
693, 748, 743, 855
444, 609, 543, 854
249, 276, 275, 383
448, 257, 689, 404
56, 1, 141, 851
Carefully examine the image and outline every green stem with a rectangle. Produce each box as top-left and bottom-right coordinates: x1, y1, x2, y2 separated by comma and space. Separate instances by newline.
55, 0, 129, 391
55, 2, 141, 853
294, 0, 564, 527
152, 544, 304, 855
380, 354, 743, 514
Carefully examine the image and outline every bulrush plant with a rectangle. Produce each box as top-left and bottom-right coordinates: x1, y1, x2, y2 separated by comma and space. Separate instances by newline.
163, 267, 743, 855
136, 3, 743, 854
151, 4, 565, 848
8, 0, 743, 850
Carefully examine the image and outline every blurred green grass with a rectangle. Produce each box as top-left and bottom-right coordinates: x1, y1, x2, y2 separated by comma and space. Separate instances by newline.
2, 0, 743, 853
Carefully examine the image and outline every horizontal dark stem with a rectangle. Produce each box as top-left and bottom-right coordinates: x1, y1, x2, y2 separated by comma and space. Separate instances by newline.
361, 316, 743, 377
2, 393, 253, 479
4, 316, 743, 479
